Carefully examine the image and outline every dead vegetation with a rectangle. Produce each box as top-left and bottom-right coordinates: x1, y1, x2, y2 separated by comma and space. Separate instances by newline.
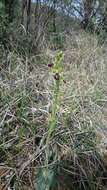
1, 31, 107, 189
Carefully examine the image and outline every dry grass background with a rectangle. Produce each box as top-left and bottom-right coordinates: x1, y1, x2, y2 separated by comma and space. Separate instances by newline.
1, 31, 107, 189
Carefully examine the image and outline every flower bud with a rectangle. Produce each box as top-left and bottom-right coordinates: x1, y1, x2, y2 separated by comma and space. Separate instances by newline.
48, 63, 54, 68
54, 73, 60, 80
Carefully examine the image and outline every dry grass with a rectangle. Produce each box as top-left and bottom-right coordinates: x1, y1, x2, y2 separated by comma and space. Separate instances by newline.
0, 31, 107, 189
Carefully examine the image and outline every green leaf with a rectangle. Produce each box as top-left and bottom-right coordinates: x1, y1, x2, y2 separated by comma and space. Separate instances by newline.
35, 167, 55, 190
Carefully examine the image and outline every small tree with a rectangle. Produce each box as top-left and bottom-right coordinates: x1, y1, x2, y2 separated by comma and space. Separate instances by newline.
4, 0, 16, 22
81, 0, 96, 29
